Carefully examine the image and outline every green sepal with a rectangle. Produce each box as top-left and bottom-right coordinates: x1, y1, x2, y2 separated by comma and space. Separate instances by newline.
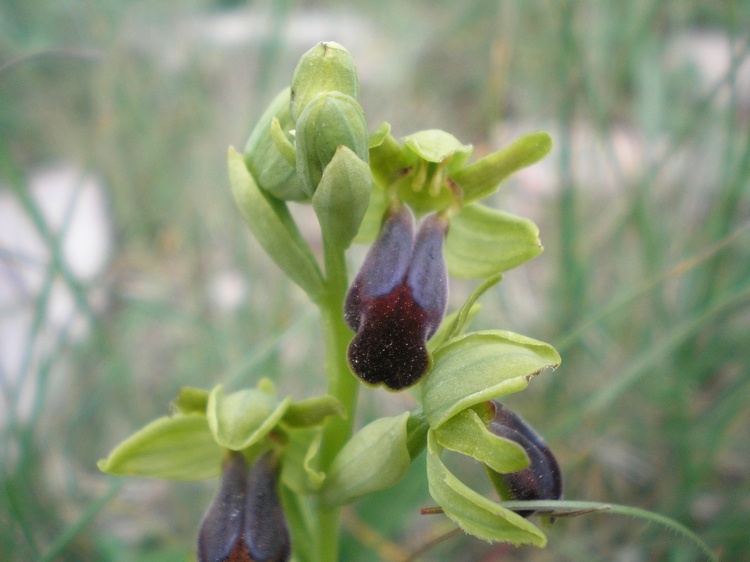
270, 116, 297, 167
172, 386, 209, 415
295, 92, 369, 197
97, 414, 222, 481
281, 395, 346, 428
244, 87, 307, 201
433, 408, 529, 473
423, 330, 561, 428
426, 431, 547, 546
228, 146, 325, 301
281, 428, 325, 494
290, 41, 359, 122
206, 384, 292, 451
312, 145, 372, 249
321, 412, 411, 507
445, 204, 542, 279
452, 131, 552, 204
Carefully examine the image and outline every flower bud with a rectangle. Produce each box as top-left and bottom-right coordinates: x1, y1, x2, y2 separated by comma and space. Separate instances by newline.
345, 206, 448, 390
295, 91, 369, 197
244, 88, 307, 201
290, 41, 359, 122
198, 451, 290, 562
312, 145, 372, 249
485, 401, 562, 517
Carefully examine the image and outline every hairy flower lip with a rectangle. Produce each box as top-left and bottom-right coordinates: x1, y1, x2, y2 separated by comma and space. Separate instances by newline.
198, 451, 290, 562
486, 401, 562, 517
345, 205, 448, 390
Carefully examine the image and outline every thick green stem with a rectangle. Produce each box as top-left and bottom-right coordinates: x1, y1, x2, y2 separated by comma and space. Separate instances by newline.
316, 241, 359, 562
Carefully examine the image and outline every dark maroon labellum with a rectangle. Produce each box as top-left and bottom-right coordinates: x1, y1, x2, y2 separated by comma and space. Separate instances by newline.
345, 205, 448, 390
485, 401, 562, 517
198, 451, 290, 562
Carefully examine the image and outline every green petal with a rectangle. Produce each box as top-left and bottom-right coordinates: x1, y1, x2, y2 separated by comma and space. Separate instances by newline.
322, 413, 411, 507
433, 408, 529, 473
445, 204, 542, 279
207, 385, 291, 451
172, 386, 209, 415
369, 122, 415, 188
452, 131, 552, 203
97, 414, 222, 481
281, 395, 346, 428
426, 431, 547, 546
228, 146, 325, 301
403, 130, 472, 164
423, 331, 561, 428
270, 115, 297, 167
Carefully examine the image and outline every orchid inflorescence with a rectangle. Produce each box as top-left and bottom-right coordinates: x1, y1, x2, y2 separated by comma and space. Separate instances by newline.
99, 41, 566, 562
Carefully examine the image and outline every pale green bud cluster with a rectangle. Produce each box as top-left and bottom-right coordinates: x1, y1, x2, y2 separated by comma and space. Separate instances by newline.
238, 41, 371, 250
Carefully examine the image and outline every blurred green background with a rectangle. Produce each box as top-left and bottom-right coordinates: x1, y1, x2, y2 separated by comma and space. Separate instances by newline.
1, 1, 749, 560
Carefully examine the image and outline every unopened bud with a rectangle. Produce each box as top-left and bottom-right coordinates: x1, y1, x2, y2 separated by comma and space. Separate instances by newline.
290, 41, 359, 122
295, 91, 369, 197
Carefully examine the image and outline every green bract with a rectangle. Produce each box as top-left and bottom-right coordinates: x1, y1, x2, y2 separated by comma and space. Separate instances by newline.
312, 145, 372, 249
321, 413, 410, 507
228, 146, 325, 301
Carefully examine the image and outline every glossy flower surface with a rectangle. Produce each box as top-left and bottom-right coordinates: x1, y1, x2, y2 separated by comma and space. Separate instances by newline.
198, 451, 290, 562
345, 205, 448, 390
485, 401, 562, 517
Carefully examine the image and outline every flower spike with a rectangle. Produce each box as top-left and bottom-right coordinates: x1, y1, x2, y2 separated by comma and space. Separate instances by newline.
345, 205, 448, 390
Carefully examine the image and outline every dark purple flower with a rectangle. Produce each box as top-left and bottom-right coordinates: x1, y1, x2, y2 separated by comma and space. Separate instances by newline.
198, 451, 290, 562
485, 401, 562, 517
345, 205, 448, 390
